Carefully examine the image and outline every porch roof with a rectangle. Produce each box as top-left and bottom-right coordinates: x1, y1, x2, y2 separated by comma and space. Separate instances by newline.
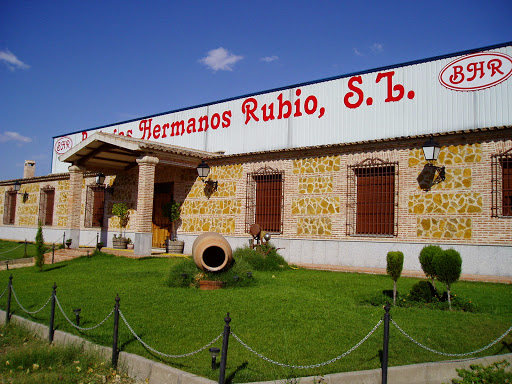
59, 132, 220, 171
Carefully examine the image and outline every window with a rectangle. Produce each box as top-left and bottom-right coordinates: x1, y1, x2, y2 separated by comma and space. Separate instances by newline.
246, 167, 284, 233
85, 185, 105, 227
3, 191, 17, 225
347, 158, 398, 236
39, 187, 55, 226
491, 149, 512, 217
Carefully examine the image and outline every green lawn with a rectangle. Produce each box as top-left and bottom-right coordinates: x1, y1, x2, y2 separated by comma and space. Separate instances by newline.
0, 252, 511, 383
0, 240, 39, 261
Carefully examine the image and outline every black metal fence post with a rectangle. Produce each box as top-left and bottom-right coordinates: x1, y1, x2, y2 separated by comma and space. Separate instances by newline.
112, 294, 120, 368
62, 232, 65, 249
5, 275, 12, 324
24, 239, 27, 258
382, 303, 390, 384
52, 243, 55, 264
218, 312, 231, 384
49, 283, 57, 343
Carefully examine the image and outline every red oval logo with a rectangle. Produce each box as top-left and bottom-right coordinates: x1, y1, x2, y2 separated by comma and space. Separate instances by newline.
54, 136, 73, 154
439, 52, 512, 91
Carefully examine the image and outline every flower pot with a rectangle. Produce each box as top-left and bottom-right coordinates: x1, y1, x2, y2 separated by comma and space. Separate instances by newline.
199, 280, 224, 291
65, 241, 72, 249
127, 244, 134, 250
112, 237, 128, 249
165, 239, 184, 254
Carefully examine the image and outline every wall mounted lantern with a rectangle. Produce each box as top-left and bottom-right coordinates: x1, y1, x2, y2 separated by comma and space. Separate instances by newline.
13, 181, 29, 201
196, 160, 218, 191
95, 172, 114, 194
422, 136, 445, 185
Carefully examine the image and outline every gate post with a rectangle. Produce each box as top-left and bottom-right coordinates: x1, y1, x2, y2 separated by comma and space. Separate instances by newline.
382, 303, 390, 384
5, 275, 12, 324
49, 283, 57, 343
112, 294, 120, 368
218, 313, 231, 384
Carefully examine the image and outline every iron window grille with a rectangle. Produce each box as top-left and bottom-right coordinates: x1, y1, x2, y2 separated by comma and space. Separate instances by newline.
3, 191, 17, 225
491, 148, 512, 217
38, 187, 55, 226
85, 185, 106, 228
346, 158, 399, 237
246, 166, 284, 234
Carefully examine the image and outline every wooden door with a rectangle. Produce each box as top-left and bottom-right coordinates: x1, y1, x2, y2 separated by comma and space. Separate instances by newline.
152, 183, 173, 247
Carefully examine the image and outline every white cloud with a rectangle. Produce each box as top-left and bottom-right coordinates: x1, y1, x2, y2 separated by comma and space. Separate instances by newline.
0, 49, 30, 71
353, 48, 363, 56
0, 131, 32, 144
199, 47, 244, 71
260, 55, 279, 63
371, 43, 384, 53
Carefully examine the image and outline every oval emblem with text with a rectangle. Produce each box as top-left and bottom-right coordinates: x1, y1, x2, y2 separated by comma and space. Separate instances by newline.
439, 52, 512, 91
54, 136, 73, 154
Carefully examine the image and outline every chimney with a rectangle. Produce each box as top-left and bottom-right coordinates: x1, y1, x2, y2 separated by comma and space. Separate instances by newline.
23, 160, 35, 179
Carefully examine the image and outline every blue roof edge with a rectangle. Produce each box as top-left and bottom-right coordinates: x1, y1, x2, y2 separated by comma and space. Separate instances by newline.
53, 40, 512, 139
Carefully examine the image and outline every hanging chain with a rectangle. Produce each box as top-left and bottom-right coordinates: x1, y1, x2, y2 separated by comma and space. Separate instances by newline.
0, 283, 9, 300
119, 309, 223, 358
391, 318, 512, 357
11, 287, 52, 315
231, 319, 383, 369
55, 295, 114, 331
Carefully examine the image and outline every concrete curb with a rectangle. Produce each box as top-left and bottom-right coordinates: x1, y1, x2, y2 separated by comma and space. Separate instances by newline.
0, 309, 511, 384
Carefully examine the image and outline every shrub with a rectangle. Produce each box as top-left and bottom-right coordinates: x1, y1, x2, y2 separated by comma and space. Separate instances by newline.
112, 203, 129, 236
409, 281, 437, 303
450, 360, 512, 383
419, 245, 442, 289
433, 248, 462, 310
167, 257, 256, 288
234, 244, 289, 271
386, 251, 404, 306
35, 223, 45, 271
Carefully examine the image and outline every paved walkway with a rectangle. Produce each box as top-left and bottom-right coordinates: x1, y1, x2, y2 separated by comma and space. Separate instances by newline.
295, 263, 512, 284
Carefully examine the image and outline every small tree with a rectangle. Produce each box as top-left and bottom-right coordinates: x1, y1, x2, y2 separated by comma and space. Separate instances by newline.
35, 223, 45, 271
386, 251, 404, 306
163, 201, 181, 240
419, 245, 443, 290
112, 203, 129, 237
432, 248, 462, 310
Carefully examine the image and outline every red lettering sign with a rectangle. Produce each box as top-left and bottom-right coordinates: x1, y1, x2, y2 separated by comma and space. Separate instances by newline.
439, 52, 512, 91
55, 136, 73, 154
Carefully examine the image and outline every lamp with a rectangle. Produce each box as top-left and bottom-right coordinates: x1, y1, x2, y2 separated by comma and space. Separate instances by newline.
73, 308, 81, 326
421, 136, 445, 185
208, 347, 220, 370
96, 172, 114, 194
13, 181, 29, 201
196, 160, 218, 191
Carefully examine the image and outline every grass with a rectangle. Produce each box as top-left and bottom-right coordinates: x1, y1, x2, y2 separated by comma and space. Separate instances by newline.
0, 250, 511, 383
0, 240, 39, 261
0, 324, 136, 383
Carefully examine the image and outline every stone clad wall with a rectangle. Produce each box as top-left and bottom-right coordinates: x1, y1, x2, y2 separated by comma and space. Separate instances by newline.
180, 164, 243, 234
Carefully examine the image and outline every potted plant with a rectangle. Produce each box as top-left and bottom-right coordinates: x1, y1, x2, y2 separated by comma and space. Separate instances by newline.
112, 203, 129, 249
65, 238, 72, 249
162, 201, 184, 253
96, 241, 104, 252
126, 237, 134, 250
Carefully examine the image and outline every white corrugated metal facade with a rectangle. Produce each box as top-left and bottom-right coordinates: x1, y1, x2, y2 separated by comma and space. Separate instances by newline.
53, 43, 512, 173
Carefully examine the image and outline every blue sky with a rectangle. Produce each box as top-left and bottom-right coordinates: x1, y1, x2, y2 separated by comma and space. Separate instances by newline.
1, 0, 511, 180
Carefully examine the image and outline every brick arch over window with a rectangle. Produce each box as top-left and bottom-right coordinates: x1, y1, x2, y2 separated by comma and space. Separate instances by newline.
346, 158, 399, 236
492, 148, 512, 217
245, 166, 284, 234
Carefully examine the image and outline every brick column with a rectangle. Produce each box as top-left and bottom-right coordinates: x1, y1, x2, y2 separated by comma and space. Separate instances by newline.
68, 164, 84, 249
134, 155, 159, 255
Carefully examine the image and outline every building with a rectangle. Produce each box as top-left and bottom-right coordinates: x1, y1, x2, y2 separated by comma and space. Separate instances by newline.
1, 42, 511, 276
